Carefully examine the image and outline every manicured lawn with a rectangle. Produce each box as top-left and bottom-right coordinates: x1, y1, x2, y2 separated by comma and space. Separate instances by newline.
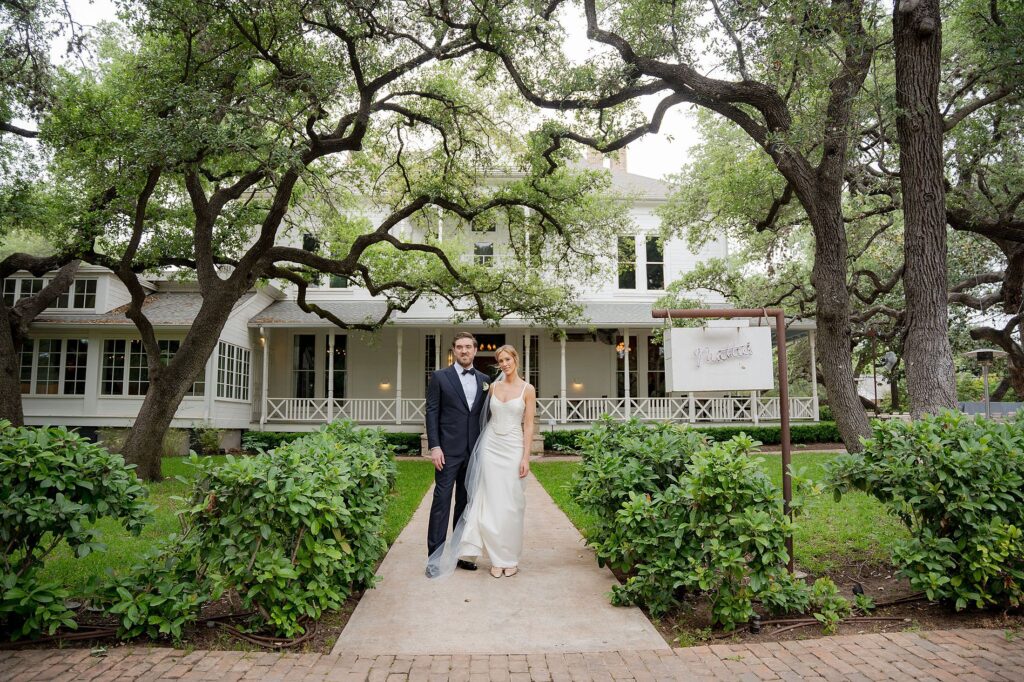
531, 452, 908, 574
38, 456, 435, 595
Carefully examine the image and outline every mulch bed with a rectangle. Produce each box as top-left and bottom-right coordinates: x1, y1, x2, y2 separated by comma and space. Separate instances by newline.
651, 560, 1024, 647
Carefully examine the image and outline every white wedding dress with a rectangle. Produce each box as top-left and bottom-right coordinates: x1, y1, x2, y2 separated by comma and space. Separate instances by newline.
457, 383, 528, 568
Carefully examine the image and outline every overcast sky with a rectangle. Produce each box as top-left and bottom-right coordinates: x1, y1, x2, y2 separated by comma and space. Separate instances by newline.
62, 0, 700, 181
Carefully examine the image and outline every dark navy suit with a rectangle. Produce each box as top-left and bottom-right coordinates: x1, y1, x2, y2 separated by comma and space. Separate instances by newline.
425, 364, 488, 556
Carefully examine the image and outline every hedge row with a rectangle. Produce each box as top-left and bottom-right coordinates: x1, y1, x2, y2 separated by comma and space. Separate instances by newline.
99, 421, 397, 640
244, 430, 421, 455
544, 421, 841, 452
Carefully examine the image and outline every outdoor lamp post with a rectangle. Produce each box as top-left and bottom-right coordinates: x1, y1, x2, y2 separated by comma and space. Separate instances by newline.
963, 348, 1008, 419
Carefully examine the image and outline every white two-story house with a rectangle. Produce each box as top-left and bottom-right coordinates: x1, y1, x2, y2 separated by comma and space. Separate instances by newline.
11, 155, 819, 444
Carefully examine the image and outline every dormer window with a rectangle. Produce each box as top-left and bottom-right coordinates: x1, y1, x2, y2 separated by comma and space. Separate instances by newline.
2, 278, 97, 310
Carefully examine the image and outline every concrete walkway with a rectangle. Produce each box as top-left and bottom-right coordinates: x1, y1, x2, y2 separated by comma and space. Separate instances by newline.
3, 629, 1022, 680
332, 475, 667, 655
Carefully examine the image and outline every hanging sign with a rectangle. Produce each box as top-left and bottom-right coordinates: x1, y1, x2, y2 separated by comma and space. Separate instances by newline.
664, 326, 774, 392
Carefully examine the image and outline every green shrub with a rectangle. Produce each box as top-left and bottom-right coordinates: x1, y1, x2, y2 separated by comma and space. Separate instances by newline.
241, 430, 305, 452
381, 432, 421, 455
191, 422, 222, 455
571, 418, 822, 629
545, 422, 841, 453
0, 422, 152, 640
98, 421, 397, 640
827, 412, 1024, 610
243, 429, 419, 456
818, 404, 834, 422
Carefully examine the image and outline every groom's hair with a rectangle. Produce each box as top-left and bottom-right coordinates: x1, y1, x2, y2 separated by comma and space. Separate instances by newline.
452, 332, 477, 348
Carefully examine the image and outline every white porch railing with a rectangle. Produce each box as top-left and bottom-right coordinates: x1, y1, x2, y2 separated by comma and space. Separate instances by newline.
260, 396, 818, 424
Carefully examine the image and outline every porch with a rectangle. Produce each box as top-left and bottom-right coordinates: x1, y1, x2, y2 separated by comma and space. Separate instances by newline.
253, 395, 819, 427
248, 301, 822, 431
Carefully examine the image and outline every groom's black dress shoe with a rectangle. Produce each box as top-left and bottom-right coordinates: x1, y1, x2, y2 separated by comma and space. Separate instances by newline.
456, 560, 478, 571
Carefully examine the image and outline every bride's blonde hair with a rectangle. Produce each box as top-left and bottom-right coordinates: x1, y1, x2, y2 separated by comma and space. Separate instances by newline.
494, 344, 520, 378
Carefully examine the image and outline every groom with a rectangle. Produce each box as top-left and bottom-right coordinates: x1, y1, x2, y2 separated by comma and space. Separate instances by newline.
424, 332, 488, 575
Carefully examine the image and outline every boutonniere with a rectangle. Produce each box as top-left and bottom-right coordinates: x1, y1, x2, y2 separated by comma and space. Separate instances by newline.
482, 382, 490, 392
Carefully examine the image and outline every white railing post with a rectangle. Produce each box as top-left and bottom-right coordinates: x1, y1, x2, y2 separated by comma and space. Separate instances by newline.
560, 336, 567, 423
327, 333, 335, 423
688, 392, 695, 423
396, 329, 403, 425
260, 327, 268, 430
809, 329, 820, 421
752, 390, 759, 425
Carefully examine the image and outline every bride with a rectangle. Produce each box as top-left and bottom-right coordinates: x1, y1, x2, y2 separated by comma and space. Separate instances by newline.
426, 344, 535, 579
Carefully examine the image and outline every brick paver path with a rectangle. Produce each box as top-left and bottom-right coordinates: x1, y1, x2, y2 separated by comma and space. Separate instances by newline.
2, 628, 1021, 680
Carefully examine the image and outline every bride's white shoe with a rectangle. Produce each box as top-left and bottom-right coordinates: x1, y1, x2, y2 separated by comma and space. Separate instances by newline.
490, 566, 503, 578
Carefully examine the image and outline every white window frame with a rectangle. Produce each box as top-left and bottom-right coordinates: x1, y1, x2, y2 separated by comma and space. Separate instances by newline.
19, 337, 89, 396
217, 340, 251, 402
2, 277, 98, 310
99, 337, 204, 397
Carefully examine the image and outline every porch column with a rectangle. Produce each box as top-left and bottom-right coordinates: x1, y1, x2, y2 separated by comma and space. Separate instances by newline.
809, 329, 819, 421
623, 328, 632, 418
560, 336, 567, 423
396, 329, 403, 424
260, 327, 269, 430
688, 391, 695, 423
751, 390, 759, 425
327, 333, 335, 423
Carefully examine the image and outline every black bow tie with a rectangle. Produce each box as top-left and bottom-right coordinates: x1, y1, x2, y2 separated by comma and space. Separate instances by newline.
461, 369, 473, 376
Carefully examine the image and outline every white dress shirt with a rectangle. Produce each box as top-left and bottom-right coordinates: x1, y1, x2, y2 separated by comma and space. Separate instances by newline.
454, 363, 477, 409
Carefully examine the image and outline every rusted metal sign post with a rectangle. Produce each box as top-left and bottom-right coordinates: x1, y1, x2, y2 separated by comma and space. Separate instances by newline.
652, 308, 794, 573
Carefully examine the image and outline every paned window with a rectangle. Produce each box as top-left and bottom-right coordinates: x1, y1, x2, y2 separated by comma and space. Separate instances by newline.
127, 340, 148, 395
646, 237, 665, 290
102, 339, 126, 395
3, 278, 98, 309
63, 339, 88, 395
72, 279, 97, 308
217, 341, 250, 400
617, 236, 636, 289
2, 279, 16, 306
474, 242, 494, 266
20, 338, 88, 395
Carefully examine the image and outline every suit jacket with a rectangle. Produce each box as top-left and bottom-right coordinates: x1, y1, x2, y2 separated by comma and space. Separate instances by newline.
425, 364, 489, 457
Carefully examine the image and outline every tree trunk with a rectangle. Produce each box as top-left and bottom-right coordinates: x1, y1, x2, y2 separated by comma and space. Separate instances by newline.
990, 375, 1011, 402
894, 0, 956, 417
0, 261, 81, 426
119, 290, 237, 481
0, 298, 24, 425
808, 202, 872, 451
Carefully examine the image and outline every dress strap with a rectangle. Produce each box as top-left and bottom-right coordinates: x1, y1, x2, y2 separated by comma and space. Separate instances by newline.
518, 383, 529, 399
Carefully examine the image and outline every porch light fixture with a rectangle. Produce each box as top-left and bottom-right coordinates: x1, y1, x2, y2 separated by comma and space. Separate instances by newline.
571, 380, 584, 390
380, 380, 392, 390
